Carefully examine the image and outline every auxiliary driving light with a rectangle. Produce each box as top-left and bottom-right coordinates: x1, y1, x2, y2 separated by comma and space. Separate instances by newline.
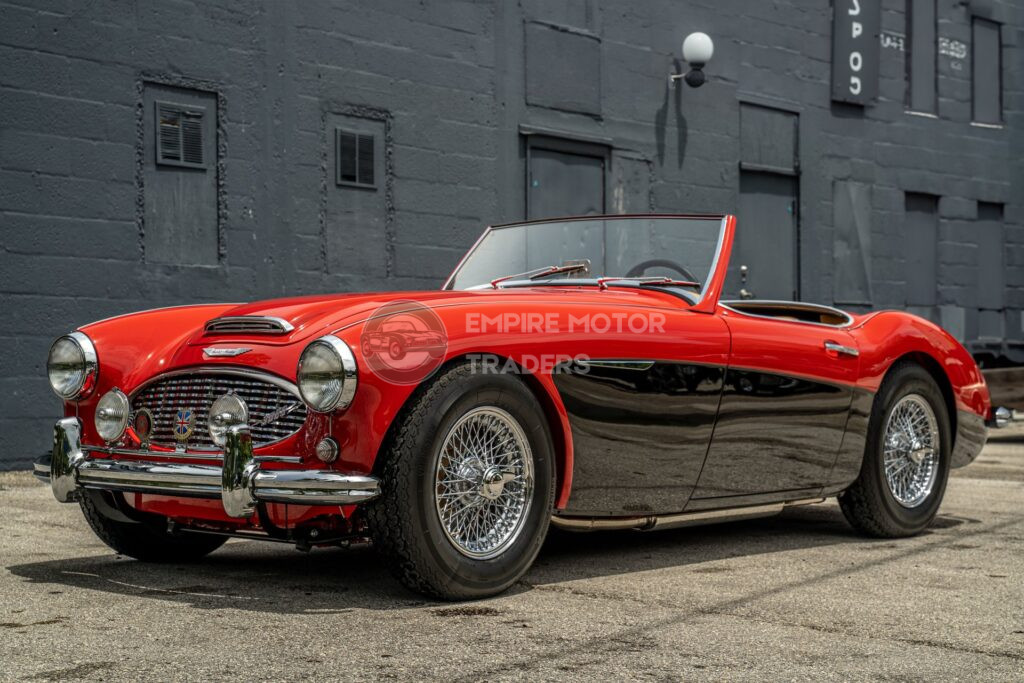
208, 393, 249, 448
94, 388, 130, 443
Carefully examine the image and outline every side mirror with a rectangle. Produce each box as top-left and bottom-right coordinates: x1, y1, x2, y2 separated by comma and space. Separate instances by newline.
739, 265, 754, 299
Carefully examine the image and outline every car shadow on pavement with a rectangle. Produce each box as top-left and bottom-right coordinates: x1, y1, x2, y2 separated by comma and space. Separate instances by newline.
6, 503, 972, 612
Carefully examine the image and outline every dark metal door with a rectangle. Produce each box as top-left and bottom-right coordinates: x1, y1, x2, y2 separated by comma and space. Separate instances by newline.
528, 148, 604, 219
690, 314, 858, 503
727, 171, 799, 300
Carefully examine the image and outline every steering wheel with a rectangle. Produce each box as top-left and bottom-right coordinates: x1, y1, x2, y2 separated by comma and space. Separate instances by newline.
625, 258, 700, 284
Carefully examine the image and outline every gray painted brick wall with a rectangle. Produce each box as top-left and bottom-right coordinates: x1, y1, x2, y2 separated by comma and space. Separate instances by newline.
1, 0, 1021, 468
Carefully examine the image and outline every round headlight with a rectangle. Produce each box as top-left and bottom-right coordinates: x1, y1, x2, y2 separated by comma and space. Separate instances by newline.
297, 335, 358, 413
95, 388, 130, 443
47, 332, 98, 399
208, 394, 249, 448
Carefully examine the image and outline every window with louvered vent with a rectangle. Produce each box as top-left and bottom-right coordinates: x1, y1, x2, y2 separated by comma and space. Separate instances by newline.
156, 101, 207, 169
335, 129, 376, 188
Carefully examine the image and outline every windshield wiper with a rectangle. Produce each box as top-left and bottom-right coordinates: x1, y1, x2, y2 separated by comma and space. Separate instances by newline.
596, 276, 701, 291
490, 263, 590, 288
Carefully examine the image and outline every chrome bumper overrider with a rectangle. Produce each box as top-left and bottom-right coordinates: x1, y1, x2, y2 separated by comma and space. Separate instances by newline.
40, 418, 379, 518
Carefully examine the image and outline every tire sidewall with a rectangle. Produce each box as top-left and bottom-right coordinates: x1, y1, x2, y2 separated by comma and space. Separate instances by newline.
408, 369, 555, 597
867, 367, 952, 530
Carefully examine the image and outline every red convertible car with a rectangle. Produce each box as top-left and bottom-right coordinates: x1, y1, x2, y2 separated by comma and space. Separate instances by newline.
39, 214, 1000, 599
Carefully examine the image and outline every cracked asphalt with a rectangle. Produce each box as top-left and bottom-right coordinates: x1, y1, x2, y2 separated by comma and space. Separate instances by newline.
1, 426, 1022, 681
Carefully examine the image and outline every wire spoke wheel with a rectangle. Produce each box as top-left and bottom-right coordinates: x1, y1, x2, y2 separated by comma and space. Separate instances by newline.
434, 406, 534, 559
882, 394, 940, 508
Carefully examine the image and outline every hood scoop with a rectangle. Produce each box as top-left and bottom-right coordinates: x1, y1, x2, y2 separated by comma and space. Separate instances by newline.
204, 315, 295, 335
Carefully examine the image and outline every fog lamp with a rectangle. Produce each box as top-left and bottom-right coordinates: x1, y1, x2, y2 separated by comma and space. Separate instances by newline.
208, 394, 249, 448
95, 388, 130, 443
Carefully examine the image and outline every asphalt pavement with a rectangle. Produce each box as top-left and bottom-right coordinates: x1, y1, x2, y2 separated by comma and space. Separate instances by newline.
1, 426, 1022, 681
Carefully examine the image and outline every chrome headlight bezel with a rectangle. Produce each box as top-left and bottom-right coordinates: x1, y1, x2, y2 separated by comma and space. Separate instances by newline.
47, 331, 99, 400
296, 335, 358, 413
94, 388, 130, 443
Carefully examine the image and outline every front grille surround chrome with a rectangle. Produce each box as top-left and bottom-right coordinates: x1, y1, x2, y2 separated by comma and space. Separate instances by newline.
129, 368, 307, 452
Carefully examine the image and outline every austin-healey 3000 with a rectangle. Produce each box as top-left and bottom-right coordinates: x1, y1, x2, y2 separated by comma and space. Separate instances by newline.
38, 214, 1000, 599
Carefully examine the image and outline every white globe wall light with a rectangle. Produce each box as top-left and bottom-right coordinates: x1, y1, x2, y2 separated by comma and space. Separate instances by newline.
670, 31, 715, 88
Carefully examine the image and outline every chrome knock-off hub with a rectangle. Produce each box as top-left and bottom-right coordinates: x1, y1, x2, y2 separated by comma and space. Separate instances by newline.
883, 394, 940, 508
433, 407, 534, 559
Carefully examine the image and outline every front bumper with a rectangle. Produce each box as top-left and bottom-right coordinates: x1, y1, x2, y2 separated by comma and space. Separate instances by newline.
38, 417, 380, 518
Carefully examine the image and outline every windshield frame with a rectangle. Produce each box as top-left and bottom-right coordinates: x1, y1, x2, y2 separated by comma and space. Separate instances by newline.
442, 213, 729, 306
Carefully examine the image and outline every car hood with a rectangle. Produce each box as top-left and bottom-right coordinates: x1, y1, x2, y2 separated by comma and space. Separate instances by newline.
186, 287, 663, 346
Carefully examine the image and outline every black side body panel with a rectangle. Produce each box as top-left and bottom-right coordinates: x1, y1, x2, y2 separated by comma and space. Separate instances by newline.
691, 368, 854, 500
821, 387, 873, 495
554, 361, 724, 516
951, 409, 987, 468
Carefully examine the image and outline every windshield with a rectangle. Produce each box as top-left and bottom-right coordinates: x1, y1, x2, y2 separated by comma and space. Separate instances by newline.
445, 215, 726, 301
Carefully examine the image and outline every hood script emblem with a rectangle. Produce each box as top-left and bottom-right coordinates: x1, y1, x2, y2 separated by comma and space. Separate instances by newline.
204, 347, 252, 358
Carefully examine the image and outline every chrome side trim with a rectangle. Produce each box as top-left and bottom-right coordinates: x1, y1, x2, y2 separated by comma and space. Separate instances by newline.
550, 498, 825, 532
574, 359, 656, 371
204, 315, 294, 335
46, 420, 379, 515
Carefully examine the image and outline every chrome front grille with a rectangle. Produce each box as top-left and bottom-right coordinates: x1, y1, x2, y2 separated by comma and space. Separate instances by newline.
131, 371, 307, 451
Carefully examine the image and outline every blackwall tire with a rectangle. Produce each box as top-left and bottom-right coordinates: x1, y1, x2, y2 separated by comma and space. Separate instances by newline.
79, 490, 226, 562
367, 361, 556, 600
839, 362, 952, 537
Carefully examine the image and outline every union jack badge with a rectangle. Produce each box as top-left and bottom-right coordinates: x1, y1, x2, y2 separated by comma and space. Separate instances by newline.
174, 408, 195, 443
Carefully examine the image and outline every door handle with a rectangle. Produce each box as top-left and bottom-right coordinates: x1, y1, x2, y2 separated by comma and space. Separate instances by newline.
824, 341, 859, 357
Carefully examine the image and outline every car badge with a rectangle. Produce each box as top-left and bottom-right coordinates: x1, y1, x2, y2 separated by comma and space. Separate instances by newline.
204, 347, 252, 358
256, 402, 301, 427
133, 407, 154, 448
174, 408, 195, 443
